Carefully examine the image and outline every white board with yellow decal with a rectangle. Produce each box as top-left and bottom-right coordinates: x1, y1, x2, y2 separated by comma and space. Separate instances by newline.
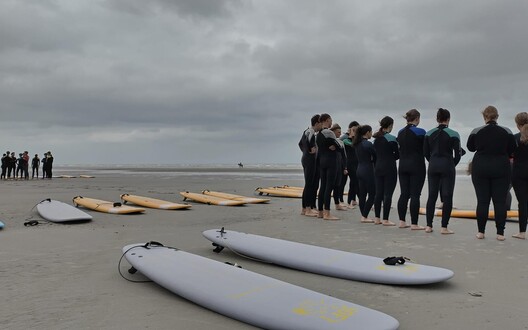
122, 242, 399, 329
202, 229, 454, 285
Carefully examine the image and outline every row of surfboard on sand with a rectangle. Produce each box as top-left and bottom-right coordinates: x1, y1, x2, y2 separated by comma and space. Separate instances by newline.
121, 228, 455, 329
259, 185, 520, 220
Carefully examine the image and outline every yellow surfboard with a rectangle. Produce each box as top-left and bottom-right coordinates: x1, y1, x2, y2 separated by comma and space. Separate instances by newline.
180, 192, 246, 206
73, 196, 145, 214
120, 194, 192, 210
419, 207, 518, 220
255, 187, 302, 198
201, 190, 270, 204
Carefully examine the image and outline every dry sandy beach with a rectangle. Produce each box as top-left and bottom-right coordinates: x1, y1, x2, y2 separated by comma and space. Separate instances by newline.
1, 166, 527, 330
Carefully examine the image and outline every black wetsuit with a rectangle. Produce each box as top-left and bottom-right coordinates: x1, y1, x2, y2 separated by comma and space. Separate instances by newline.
316, 129, 340, 211
467, 121, 516, 235
356, 138, 377, 218
373, 132, 399, 220
333, 139, 347, 205
512, 133, 528, 233
341, 133, 359, 204
1, 155, 6, 179
424, 124, 461, 228
32, 157, 40, 179
46, 156, 54, 178
299, 127, 319, 209
397, 124, 426, 224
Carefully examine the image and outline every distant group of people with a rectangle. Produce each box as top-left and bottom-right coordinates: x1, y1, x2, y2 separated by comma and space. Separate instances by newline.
299, 106, 528, 241
1, 151, 54, 180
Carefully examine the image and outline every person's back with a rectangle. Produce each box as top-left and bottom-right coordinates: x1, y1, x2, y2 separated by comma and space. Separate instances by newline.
374, 132, 398, 176
398, 124, 426, 173
467, 121, 515, 178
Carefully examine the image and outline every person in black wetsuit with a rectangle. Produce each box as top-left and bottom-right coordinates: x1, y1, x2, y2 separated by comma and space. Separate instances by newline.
424, 108, 461, 234
1, 152, 8, 180
316, 114, 341, 220
467, 106, 516, 241
330, 123, 348, 211
353, 125, 376, 223
511, 112, 528, 239
340, 121, 360, 209
397, 109, 427, 230
299, 114, 321, 217
31, 154, 40, 179
45, 151, 54, 179
373, 116, 399, 226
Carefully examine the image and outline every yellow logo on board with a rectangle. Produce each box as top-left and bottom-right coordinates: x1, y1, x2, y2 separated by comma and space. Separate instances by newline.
293, 299, 357, 323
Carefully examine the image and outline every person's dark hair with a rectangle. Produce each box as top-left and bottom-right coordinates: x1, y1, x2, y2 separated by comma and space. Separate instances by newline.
404, 109, 420, 122
348, 121, 359, 129
515, 112, 528, 144
319, 113, 331, 123
311, 114, 321, 127
352, 125, 372, 146
437, 108, 450, 123
373, 116, 394, 138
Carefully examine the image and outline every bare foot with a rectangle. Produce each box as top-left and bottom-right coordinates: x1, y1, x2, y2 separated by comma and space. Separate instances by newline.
361, 217, 375, 223
497, 235, 505, 241
317, 211, 324, 219
336, 204, 348, 211
476, 232, 485, 239
399, 221, 411, 228
441, 228, 454, 235
411, 225, 425, 230
374, 218, 382, 225
425, 226, 433, 233
305, 209, 318, 217
382, 220, 396, 226
300, 209, 306, 215
347, 204, 356, 209
512, 233, 526, 239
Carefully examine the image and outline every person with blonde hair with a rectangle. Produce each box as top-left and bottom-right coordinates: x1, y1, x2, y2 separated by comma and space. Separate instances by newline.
467, 106, 516, 240
511, 112, 528, 239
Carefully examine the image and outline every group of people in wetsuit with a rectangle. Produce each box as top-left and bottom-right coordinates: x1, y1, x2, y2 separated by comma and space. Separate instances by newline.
1, 151, 54, 180
299, 106, 528, 241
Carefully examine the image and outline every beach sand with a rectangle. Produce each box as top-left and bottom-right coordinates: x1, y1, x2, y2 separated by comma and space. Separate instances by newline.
1, 167, 526, 330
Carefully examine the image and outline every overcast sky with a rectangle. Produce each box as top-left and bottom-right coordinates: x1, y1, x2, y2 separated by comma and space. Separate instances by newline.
1, 0, 527, 165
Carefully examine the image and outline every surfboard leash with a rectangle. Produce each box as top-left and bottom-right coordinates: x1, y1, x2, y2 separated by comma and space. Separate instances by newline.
23, 199, 53, 227
118, 241, 170, 283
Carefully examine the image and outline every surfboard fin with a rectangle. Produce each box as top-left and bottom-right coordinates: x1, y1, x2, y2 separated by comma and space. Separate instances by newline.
128, 266, 137, 274
212, 243, 224, 253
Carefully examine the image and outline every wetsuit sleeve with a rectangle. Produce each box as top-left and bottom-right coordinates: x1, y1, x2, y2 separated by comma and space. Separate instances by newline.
507, 133, 516, 157
298, 133, 305, 152
452, 136, 461, 166
467, 131, 476, 152
423, 135, 431, 161
391, 140, 399, 160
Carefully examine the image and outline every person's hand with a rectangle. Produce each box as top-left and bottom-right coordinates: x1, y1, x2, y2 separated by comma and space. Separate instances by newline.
344, 169, 348, 175
309, 147, 316, 154
329, 145, 336, 151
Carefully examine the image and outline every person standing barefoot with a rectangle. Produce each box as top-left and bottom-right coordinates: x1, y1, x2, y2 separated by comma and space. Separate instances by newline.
512, 112, 528, 239
467, 106, 516, 241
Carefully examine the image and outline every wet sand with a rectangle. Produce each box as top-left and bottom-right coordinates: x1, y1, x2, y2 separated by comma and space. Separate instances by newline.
0, 167, 526, 330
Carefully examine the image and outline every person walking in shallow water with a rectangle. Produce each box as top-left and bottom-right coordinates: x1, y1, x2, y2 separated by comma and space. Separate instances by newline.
511, 112, 528, 239
467, 106, 516, 241
423, 108, 461, 235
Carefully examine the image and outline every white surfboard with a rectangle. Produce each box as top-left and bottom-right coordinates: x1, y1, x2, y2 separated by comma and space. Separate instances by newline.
37, 199, 93, 222
122, 242, 399, 330
203, 229, 454, 285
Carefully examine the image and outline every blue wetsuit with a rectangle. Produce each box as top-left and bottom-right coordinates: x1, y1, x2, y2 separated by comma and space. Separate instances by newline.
512, 133, 528, 233
374, 132, 399, 220
424, 124, 461, 228
467, 121, 516, 235
356, 138, 377, 218
397, 124, 426, 224
299, 127, 319, 209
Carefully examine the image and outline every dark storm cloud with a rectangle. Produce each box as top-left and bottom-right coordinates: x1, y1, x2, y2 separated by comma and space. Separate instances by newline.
1, 0, 528, 164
